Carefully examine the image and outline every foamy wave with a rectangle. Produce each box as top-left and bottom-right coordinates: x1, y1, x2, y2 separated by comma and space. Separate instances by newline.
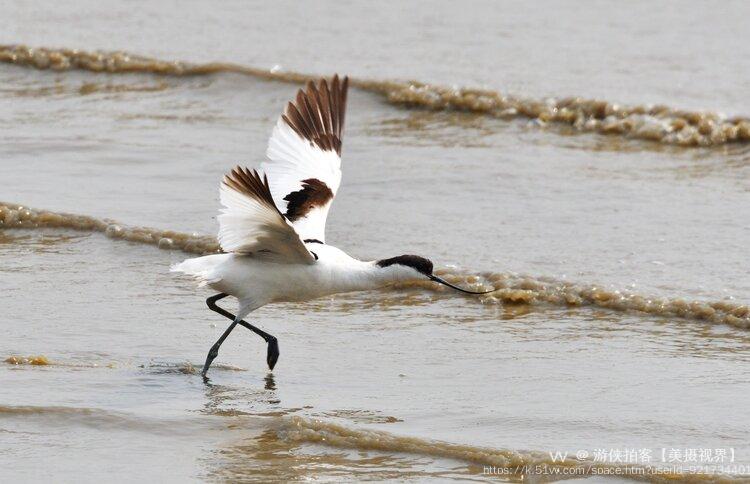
4, 354, 117, 369
396, 272, 750, 330
278, 416, 744, 483
0, 202, 219, 255
1, 404, 741, 482
4, 355, 50, 366
0, 405, 240, 435
2, 202, 747, 330
2, 44, 749, 147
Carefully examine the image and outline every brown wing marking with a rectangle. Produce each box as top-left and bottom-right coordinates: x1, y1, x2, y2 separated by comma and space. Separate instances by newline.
283, 178, 334, 221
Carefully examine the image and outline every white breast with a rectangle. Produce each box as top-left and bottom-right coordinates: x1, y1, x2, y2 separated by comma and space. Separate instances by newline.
206, 245, 381, 315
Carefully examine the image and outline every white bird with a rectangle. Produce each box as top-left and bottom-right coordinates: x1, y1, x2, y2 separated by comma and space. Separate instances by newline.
172, 75, 493, 376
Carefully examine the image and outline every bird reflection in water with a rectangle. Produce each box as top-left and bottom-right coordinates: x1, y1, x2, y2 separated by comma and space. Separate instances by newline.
202, 372, 281, 416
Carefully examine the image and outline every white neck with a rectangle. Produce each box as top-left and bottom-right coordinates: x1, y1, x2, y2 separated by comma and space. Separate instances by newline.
330, 260, 422, 293
311, 245, 425, 295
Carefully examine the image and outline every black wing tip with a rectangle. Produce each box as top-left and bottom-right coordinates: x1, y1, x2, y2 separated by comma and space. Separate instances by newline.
282, 74, 349, 155
330, 73, 349, 85
223, 165, 281, 214
224, 165, 257, 189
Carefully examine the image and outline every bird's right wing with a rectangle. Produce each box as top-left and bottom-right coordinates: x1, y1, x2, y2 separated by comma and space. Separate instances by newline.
218, 166, 316, 265
261, 75, 348, 243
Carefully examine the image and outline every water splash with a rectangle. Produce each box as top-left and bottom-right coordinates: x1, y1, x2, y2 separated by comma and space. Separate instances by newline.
2, 44, 749, 147
2, 202, 747, 330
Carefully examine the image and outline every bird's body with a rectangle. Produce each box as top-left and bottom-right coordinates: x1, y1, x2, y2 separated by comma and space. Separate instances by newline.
172, 74, 491, 376
173, 244, 416, 318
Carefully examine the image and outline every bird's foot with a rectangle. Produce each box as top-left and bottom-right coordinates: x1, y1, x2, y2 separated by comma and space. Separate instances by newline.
266, 337, 279, 370
202, 347, 219, 377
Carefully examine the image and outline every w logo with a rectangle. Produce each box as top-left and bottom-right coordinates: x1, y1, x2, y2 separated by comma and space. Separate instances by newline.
549, 451, 568, 462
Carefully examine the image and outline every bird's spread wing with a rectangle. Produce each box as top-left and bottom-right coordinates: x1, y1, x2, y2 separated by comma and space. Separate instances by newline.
261, 75, 349, 243
218, 166, 316, 264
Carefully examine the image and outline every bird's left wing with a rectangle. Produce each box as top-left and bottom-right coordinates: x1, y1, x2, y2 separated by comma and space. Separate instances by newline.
218, 166, 316, 264
261, 75, 349, 243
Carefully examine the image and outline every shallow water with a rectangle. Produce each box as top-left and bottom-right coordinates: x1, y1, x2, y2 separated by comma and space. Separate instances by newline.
2, 1, 750, 483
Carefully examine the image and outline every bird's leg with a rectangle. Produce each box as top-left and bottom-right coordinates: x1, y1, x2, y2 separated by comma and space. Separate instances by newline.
202, 319, 238, 377
203, 293, 280, 376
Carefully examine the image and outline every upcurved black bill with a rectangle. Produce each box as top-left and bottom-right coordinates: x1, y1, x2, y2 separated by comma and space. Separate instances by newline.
428, 275, 496, 295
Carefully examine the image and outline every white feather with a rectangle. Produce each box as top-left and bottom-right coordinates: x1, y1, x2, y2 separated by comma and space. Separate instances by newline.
217, 180, 314, 265
261, 121, 342, 242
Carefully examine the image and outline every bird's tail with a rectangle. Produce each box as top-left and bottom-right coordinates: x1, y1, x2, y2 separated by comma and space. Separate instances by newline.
170, 254, 229, 287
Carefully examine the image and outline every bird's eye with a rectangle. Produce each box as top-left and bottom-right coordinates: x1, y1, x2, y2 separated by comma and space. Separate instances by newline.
311, 251, 319, 260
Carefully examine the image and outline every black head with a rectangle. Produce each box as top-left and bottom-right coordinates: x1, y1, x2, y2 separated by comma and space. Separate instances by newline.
376, 254, 495, 295
376, 254, 433, 276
